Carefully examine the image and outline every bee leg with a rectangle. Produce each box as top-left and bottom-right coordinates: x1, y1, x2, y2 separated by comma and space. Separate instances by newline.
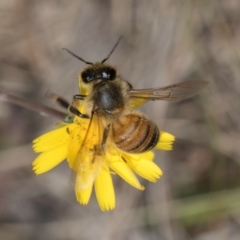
101, 124, 110, 152
45, 91, 89, 119
74, 94, 87, 100
69, 106, 89, 119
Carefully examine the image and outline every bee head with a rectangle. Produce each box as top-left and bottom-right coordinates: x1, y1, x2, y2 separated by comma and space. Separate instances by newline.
63, 36, 122, 83
81, 65, 116, 83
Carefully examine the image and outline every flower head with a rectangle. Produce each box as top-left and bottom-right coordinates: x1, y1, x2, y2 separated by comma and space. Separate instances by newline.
32, 116, 174, 211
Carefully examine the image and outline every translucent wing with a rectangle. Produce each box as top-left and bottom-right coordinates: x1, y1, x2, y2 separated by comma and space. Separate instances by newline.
0, 90, 66, 120
129, 80, 208, 106
71, 110, 105, 191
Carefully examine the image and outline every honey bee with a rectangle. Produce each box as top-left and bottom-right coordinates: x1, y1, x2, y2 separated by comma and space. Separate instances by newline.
46, 36, 208, 157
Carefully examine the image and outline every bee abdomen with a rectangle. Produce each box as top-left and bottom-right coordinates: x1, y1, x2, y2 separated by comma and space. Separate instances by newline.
112, 114, 159, 153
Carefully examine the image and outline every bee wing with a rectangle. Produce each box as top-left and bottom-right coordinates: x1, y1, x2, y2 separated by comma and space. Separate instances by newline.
71, 110, 105, 191
129, 80, 208, 106
0, 90, 67, 120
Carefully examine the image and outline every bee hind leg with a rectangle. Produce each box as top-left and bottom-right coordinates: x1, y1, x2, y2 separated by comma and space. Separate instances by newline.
101, 124, 110, 152
45, 91, 70, 109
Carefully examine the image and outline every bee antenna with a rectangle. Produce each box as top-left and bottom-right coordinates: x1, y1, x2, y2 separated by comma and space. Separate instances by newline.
62, 48, 93, 65
101, 36, 123, 63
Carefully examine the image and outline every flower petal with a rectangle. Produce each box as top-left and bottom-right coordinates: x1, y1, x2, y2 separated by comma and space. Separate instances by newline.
130, 98, 148, 108
126, 159, 163, 182
32, 144, 68, 175
123, 151, 154, 161
67, 139, 80, 168
155, 143, 174, 150
94, 168, 115, 211
66, 125, 83, 168
33, 124, 77, 152
160, 131, 175, 141
108, 157, 144, 190
155, 131, 175, 150
76, 184, 93, 205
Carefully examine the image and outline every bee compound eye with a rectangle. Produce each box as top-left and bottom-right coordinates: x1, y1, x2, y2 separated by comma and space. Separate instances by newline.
82, 70, 94, 83
105, 68, 116, 80
101, 71, 108, 79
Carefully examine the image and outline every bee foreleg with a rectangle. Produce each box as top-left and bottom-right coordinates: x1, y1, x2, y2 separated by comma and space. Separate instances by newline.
69, 106, 89, 119
45, 92, 89, 118
74, 94, 87, 100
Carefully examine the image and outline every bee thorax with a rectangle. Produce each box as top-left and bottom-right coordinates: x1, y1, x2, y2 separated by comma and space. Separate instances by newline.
92, 82, 125, 116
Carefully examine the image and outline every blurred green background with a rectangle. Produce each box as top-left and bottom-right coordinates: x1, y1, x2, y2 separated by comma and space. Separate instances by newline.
1, 0, 240, 239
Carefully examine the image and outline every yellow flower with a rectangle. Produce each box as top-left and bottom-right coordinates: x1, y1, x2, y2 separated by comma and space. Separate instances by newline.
32, 114, 175, 211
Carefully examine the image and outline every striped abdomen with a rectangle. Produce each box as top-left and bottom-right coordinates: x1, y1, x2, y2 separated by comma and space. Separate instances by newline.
112, 113, 159, 153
